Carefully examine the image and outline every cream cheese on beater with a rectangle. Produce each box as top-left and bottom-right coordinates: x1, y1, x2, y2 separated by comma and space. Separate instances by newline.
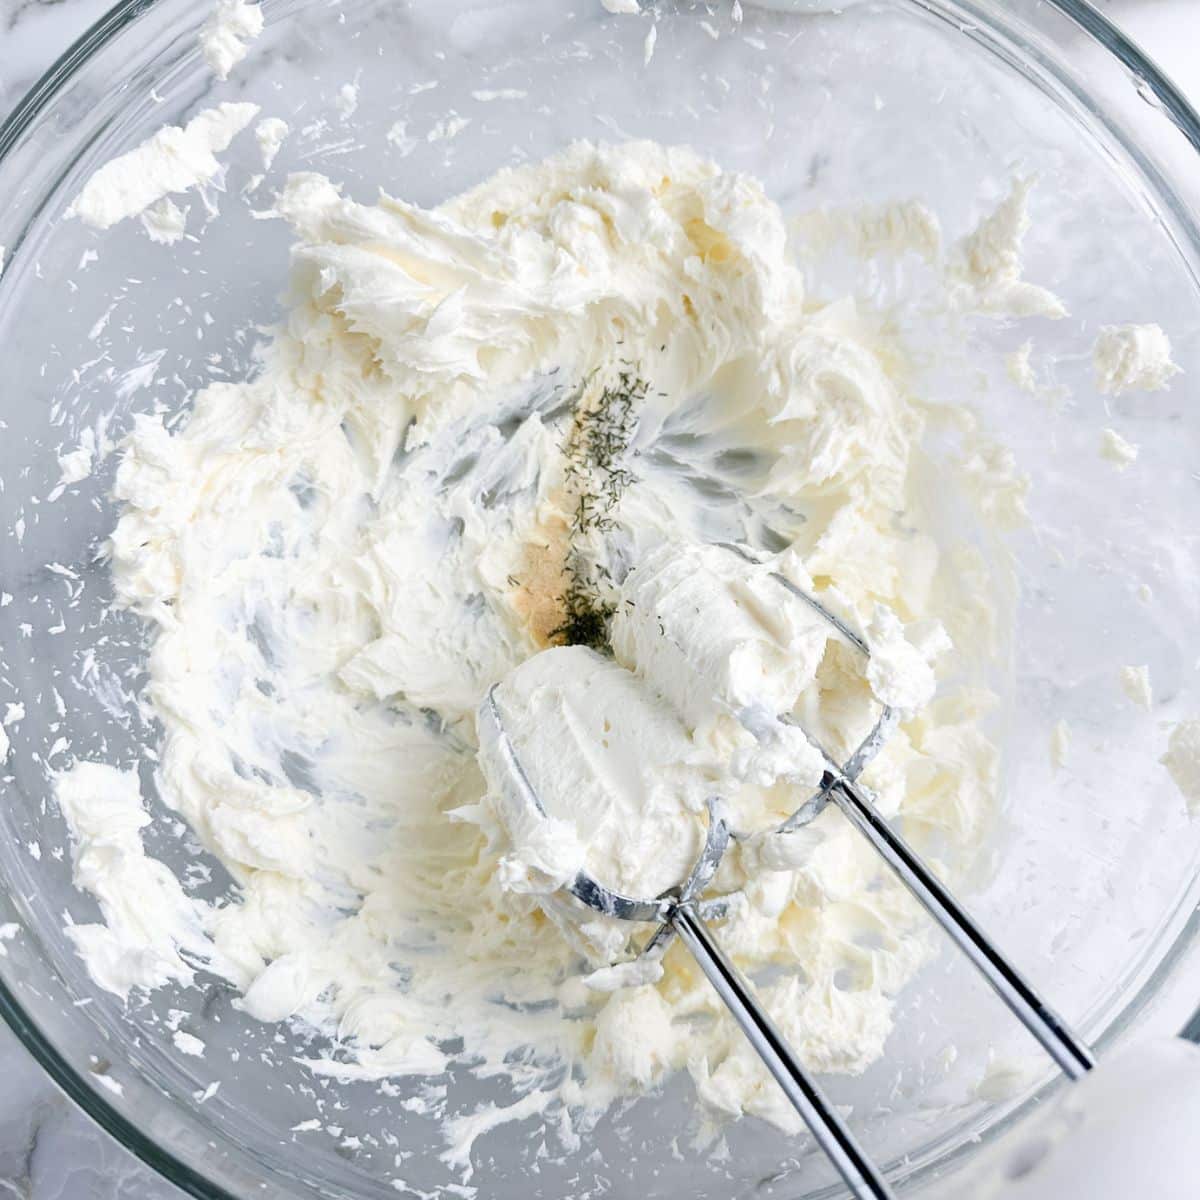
482, 644, 709, 901
611, 541, 834, 737
53, 138, 1046, 1160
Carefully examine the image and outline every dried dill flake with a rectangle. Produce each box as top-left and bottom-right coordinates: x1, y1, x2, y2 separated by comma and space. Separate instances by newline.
562, 369, 647, 535
550, 368, 649, 651
549, 553, 617, 654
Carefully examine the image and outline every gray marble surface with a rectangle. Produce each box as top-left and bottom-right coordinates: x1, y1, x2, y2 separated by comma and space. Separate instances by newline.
0, 1, 1197, 1197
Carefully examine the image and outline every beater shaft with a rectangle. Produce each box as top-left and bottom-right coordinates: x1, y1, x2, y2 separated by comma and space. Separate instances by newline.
673, 903, 896, 1200
829, 777, 1096, 1080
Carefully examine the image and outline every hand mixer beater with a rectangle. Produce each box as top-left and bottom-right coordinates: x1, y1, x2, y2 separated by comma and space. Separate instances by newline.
478, 541, 1102, 1200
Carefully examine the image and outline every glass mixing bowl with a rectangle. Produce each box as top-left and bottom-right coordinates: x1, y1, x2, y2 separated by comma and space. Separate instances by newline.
1, 1, 1199, 1196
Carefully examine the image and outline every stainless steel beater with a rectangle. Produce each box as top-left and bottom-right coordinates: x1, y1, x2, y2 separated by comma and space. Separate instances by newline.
478, 542, 1096, 1200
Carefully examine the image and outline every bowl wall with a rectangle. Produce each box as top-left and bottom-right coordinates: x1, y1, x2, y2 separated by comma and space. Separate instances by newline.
1, 1, 1199, 1197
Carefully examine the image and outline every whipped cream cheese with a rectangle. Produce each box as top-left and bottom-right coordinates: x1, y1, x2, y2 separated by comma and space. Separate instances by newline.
55, 139, 1038, 1161
141, 197, 188, 245
255, 117, 289, 170
1006, 341, 1037, 393
952, 178, 1066, 319
1093, 323, 1180, 395
68, 102, 259, 231
1100, 427, 1139, 470
56, 763, 220, 995
1119, 664, 1152, 710
1162, 719, 1200, 815
200, 0, 264, 81
1050, 719, 1071, 772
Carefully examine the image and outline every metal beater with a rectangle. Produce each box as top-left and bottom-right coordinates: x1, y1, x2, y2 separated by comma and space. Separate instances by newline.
477, 542, 1095, 1200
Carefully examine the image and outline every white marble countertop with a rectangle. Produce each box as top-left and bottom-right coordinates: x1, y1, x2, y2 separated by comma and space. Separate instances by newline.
0, 1, 1197, 1197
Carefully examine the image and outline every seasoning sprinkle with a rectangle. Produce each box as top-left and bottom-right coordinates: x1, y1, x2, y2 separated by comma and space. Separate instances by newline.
549, 367, 650, 651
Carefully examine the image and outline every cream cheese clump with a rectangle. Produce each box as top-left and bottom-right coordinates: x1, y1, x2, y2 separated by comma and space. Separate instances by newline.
56, 140, 1007, 1160
952, 178, 1066, 319
1094, 323, 1180, 395
55, 763, 221, 995
141, 197, 188, 245
1100, 427, 1139, 470
255, 117, 290, 170
1119, 665, 1152, 710
200, 0, 265, 81
1162, 719, 1200, 815
68, 102, 259, 231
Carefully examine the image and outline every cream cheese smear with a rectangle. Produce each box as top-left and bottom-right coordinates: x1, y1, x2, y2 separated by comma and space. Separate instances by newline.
58, 139, 1050, 1162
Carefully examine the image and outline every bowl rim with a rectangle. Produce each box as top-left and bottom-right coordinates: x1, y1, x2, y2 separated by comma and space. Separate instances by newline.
1, 2, 1199, 1199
